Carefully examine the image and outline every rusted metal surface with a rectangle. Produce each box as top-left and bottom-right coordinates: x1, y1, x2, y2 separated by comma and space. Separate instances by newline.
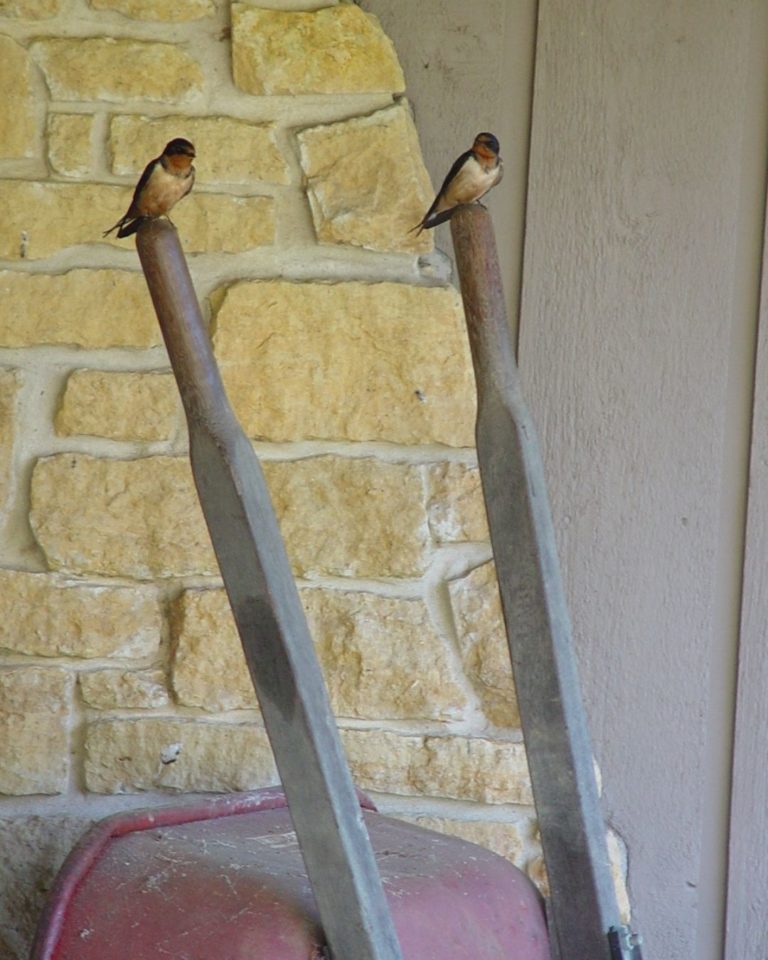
133, 219, 403, 960
450, 204, 637, 960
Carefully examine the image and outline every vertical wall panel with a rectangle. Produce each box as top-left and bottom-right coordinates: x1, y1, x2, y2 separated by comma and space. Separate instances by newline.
519, 3, 764, 958
726, 201, 768, 960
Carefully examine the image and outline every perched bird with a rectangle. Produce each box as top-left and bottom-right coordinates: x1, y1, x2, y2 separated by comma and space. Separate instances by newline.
412, 132, 503, 233
103, 138, 196, 239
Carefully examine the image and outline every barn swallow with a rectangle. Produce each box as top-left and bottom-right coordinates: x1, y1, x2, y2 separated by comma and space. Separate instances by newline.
412, 132, 503, 233
103, 138, 196, 239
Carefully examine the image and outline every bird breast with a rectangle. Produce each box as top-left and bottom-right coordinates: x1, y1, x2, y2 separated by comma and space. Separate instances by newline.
438, 156, 502, 213
136, 164, 194, 218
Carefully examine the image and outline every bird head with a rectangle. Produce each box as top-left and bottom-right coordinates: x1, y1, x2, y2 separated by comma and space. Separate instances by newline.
164, 138, 196, 159
472, 132, 500, 160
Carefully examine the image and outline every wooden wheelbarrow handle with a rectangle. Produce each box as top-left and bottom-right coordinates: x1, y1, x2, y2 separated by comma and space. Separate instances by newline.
136, 219, 403, 960
451, 205, 643, 960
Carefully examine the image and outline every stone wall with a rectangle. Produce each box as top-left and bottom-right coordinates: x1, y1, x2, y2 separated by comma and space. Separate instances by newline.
0, 1, 625, 955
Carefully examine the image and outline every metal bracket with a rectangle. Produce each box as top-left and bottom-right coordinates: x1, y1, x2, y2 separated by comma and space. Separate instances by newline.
608, 925, 644, 960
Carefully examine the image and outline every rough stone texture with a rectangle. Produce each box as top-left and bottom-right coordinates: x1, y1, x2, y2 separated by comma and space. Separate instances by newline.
305, 588, 468, 720
79, 669, 170, 710
0, 569, 161, 659
30, 455, 215, 579
110, 115, 289, 185
265, 456, 430, 579
298, 104, 433, 254
399, 814, 530, 868
0, 180, 274, 259
0, 181, 138, 260
170, 589, 255, 712
232, 3, 404, 96
90, 0, 214, 20
214, 280, 474, 445
56, 370, 179, 441
0, 668, 71, 795
0, 37, 36, 161
178, 193, 275, 253
426, 461, 489, 542
85, 718, 277, 793
47, 113, 93, 177
31, 454, 428, 580
0, 0, 59, 15
0, 816, 96, 960
30, 38, 203, 103
342, 730, 532, 804
0, 270, 161, 348
0, 370, 20, 518
171, 587, 468, 720
449, 561, 520, 728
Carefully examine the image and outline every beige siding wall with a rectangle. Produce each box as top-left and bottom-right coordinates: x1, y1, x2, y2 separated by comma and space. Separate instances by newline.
516, 3, 768, 960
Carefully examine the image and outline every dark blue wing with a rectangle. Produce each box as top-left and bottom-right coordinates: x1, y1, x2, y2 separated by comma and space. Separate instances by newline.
418, 149, 472, 228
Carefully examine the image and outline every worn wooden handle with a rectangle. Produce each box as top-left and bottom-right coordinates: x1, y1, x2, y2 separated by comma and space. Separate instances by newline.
136, 219, 404, 960
451, 204, 625, 960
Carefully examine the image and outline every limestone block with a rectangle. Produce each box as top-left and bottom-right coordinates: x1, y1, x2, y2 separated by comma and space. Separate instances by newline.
0, 270, 161, 348
449, 562, 520, 728
0, 37, 37, 161
305, 588, 468, 720
0, 369, 20, 515
171, 587, 468, 720
0, 569, 161, 659
0, 668, 71, 795
110, 115, 289, 185
85, 718, 277, 793
232, 3, 404, 96
297, 104, 433, 254
47, 113, 93, 177
400, 815, 530, 867
265, 456, 430, 578
214, 280, 475, 445
31, 454, 429, 579
30, 455, 215, 579
426, 461, 489, 542
30, 38, 203, 103
56, 370, 179, 441
90, 0, 214, 20
0, 816, 96, 960
170, 588, 255, 712
179, 193, 275, 253
0, 181, 137, 259
0, 181, 273, 258
342, 729, 532, 804
0, 0, 60, 15
79, 669, 170, 709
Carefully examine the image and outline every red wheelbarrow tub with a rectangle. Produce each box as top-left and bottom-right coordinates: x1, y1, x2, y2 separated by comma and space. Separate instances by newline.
30, 787, 549, 960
